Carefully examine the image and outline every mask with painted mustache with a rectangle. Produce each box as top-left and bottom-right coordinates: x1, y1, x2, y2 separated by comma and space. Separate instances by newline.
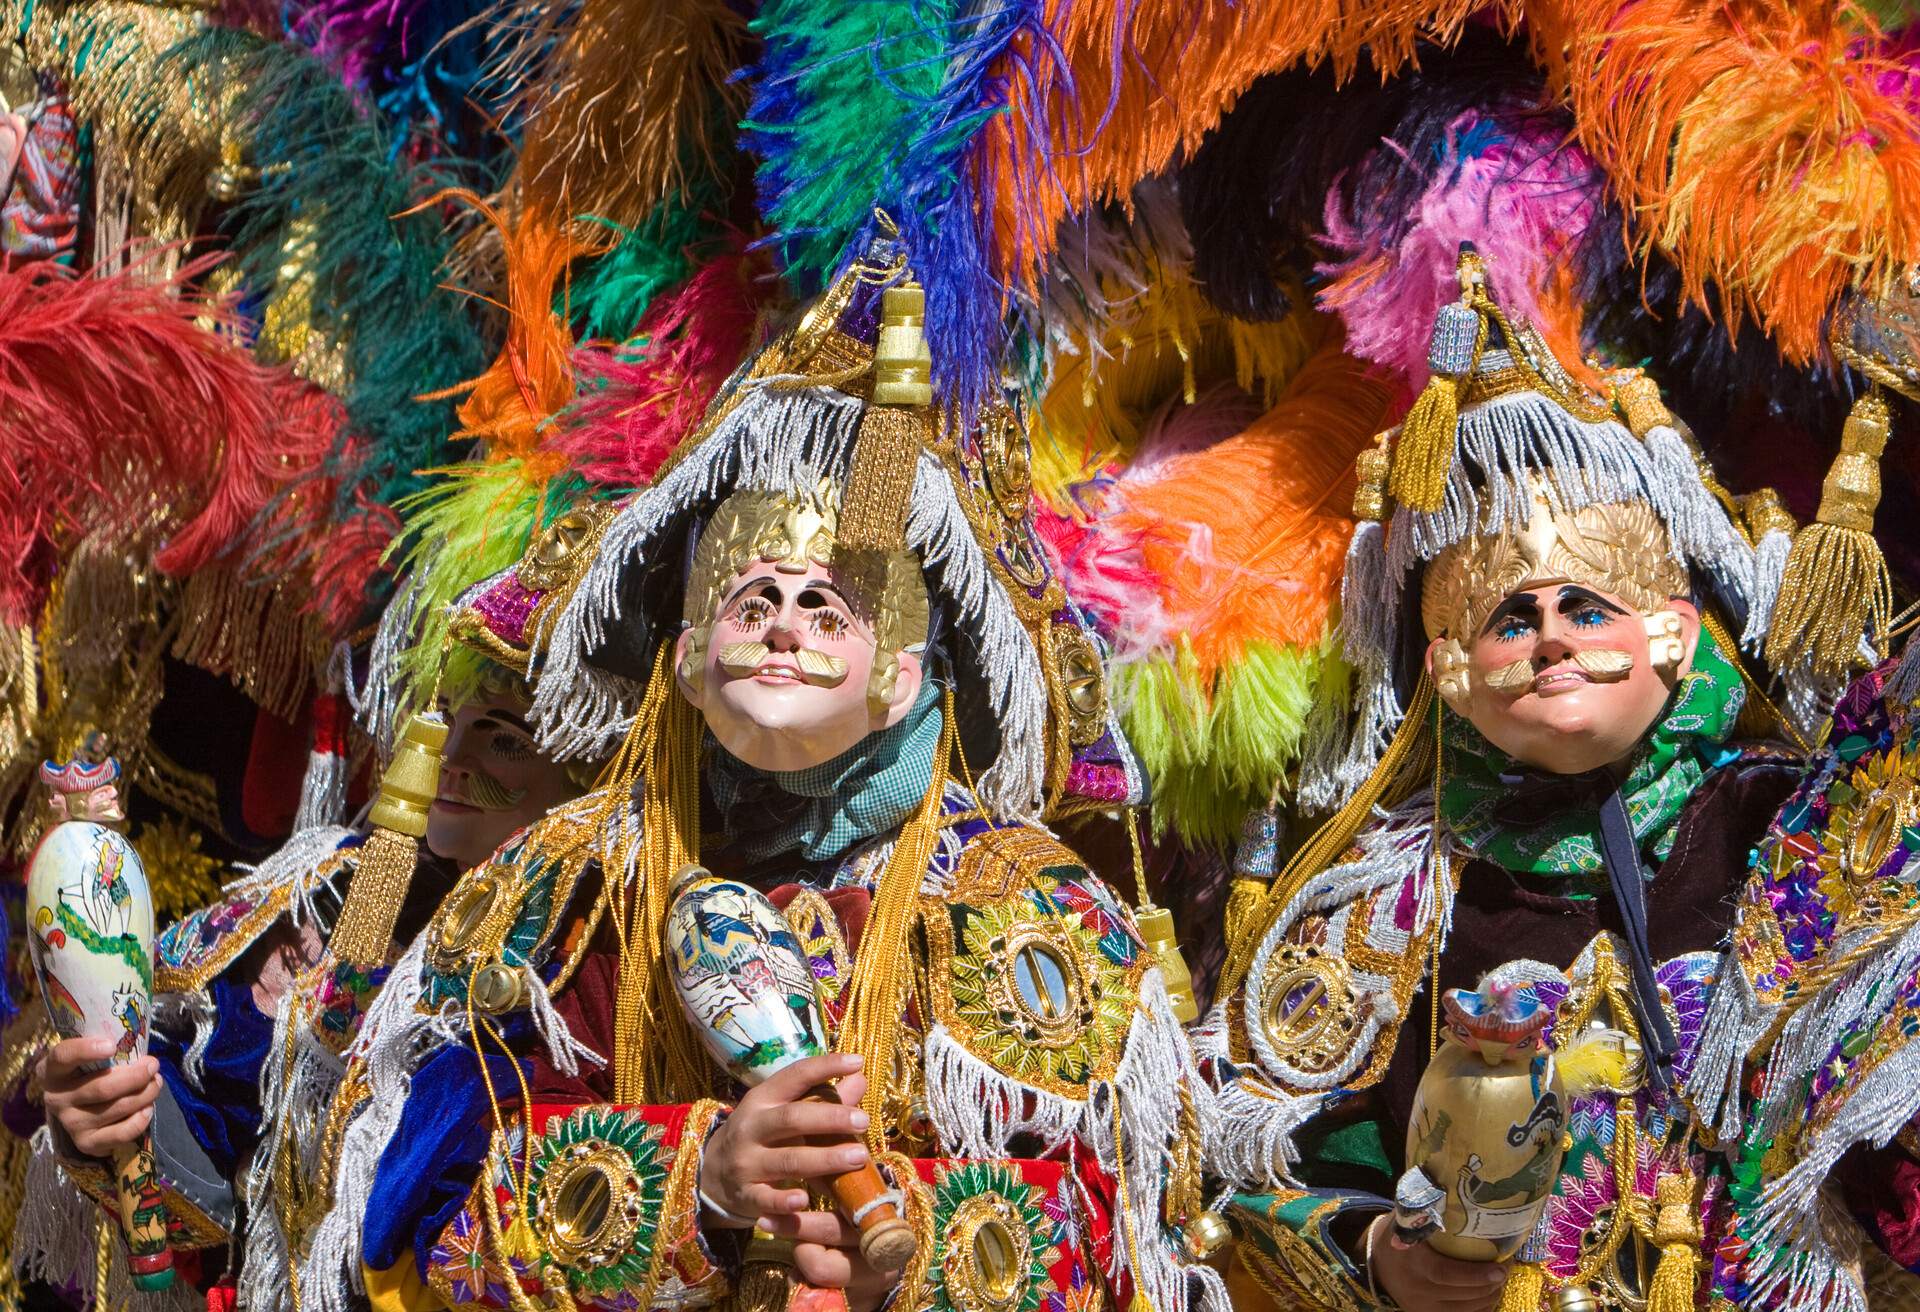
446, 770, 529, 812
716, 641, 849, 687
1483, 647, 1636, 696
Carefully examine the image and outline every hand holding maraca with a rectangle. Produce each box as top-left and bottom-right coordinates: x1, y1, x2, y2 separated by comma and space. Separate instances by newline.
667, 867, 918, 1300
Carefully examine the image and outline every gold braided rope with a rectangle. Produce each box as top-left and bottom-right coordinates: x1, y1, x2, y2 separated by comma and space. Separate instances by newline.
1218, 677, 1438, 1000
609, 646, 708, 1104
837, 693, 954, 1150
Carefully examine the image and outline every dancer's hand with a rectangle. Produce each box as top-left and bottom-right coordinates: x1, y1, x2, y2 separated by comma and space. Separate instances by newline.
41, 1038, 160, 1158
1365, 1215, 1509, 1311
699, 1054, 870, 1225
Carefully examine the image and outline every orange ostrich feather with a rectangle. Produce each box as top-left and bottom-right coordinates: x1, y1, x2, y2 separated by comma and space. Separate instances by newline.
1107, 342, 1392, 685
1535, 0, 1920, 363
426, 193, 602, 475
976, 0, 1504, 296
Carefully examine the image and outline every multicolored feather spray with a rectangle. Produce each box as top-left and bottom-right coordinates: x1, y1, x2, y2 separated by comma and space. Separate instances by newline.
1535, 0, 1920, 364
1092, 343, 1391, 844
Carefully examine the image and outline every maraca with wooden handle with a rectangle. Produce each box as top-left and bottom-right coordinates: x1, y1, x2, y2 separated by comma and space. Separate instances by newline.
27, 750, 173, 1290
666, 866, 917, 1272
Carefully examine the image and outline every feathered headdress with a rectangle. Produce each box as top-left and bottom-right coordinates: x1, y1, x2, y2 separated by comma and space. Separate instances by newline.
530, 237, 1144, 823
1328, 244, 1767, 799
1535, 0, 1920, 366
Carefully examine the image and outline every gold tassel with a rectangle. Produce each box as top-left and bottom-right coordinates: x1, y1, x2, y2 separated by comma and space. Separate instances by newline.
329, 713, 446, 968
1613, 373, 1674, 439
1222, 880, 1267, 968
1352, 434, 1390, 521
1495, 1261, 1544, 1312
1388, 374, 1460, 513
1645, 1174, 1702, 1312
1126, 808, 1197, 1023
1764, 390, 1896, 677
1390, 250, 1486, 513
1225, 804, 1282, 956
838, 283, 932, 552
730, 1233, 797, 1312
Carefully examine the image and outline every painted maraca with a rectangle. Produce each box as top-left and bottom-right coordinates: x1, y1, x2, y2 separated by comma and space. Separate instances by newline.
665, 866, 917, 1272
1397, 981, 1567, 1263
27, 747, 174, 1290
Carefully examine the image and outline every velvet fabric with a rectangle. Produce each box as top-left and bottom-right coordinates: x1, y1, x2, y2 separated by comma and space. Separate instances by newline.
1381, 750, 1801, 1155
152, 976, 274, 1178
363, 1040, 527, 1280
1837, 1144, 1920, 1273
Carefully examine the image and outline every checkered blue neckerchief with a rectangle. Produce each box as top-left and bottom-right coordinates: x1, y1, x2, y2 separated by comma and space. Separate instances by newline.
708, 681, 944, 863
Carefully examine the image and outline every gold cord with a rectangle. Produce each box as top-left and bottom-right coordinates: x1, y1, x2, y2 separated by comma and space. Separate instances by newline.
1428, 691, 1445, 1060
602, 644, 709, 1103
1219, 677, 1438, 999
1702, 610, 1815, 756
838, 695, 954, 1149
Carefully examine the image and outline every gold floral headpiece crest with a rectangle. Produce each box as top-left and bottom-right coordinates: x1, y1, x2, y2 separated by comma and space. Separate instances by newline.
1420, 491, 1688, 642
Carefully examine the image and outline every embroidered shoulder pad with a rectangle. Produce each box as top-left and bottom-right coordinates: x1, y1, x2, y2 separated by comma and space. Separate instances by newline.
155, 844, 355, 993
420, 789, 614, 1013
920, 826, 1148, 1096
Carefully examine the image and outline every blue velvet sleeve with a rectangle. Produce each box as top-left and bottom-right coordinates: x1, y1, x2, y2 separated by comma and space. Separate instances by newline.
361, 1040, 528, 1280
152, 975, 273, 1178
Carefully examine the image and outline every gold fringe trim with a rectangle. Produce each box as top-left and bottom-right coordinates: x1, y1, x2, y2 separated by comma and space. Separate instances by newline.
327, 827, 417, 968
609, 646, 710, 1103
1389, 374, 1461, 513
838, 695, 953, 1150
837, 405, 926, 553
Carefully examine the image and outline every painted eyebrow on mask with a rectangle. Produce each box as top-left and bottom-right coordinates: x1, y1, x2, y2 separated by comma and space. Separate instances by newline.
476, 709, 533, 734
1480, 593, 1538, 636
719, 575, 784, 609
1554, 585, 1629, 616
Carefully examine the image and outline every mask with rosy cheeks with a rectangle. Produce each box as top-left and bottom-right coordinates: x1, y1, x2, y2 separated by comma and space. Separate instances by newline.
426, 698, 581, 871
676, 565, 923, 771
1421, 495, 1701, 775
673, 484, 931, 773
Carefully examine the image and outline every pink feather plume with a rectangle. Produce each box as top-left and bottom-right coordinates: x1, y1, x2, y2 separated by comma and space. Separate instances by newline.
556, 248, 769, 489
1037, 385, 1267, 662
1317, 111, 1604, 393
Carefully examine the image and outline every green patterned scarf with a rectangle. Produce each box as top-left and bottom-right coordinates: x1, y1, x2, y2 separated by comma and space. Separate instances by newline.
1439, 624, 1744, 877
709, 681, 943, 863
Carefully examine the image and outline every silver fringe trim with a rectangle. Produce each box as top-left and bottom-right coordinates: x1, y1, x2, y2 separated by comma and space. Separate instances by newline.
358, 571, 423, 759
1386, 392, 1698, 582
150, 989, 216, 1092
1641, 424, 1756, 606
1306, 520, 1395, 812
926, 968, 1224, 1312
1243, 796, 1443, 1094
1744, 527, 1792, 651
293, 935, 436, 1312
532, 382, 1051, 821
1292, 657, 1349, 815
1890, 631, 1920, 708
11, 1130, 197, 1312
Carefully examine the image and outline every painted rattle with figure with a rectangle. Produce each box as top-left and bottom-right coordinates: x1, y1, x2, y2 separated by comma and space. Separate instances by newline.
26, 736, 174, 1290
665, 864, 918, 1273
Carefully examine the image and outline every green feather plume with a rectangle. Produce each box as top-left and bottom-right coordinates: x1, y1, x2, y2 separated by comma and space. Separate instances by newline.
1120, 637, 1340, 848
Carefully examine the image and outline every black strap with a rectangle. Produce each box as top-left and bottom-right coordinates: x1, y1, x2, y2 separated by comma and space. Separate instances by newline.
1594, 786, 1679, 1094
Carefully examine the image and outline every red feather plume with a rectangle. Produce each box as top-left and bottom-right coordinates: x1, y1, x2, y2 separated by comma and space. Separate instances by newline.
0, 251, 343, 626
